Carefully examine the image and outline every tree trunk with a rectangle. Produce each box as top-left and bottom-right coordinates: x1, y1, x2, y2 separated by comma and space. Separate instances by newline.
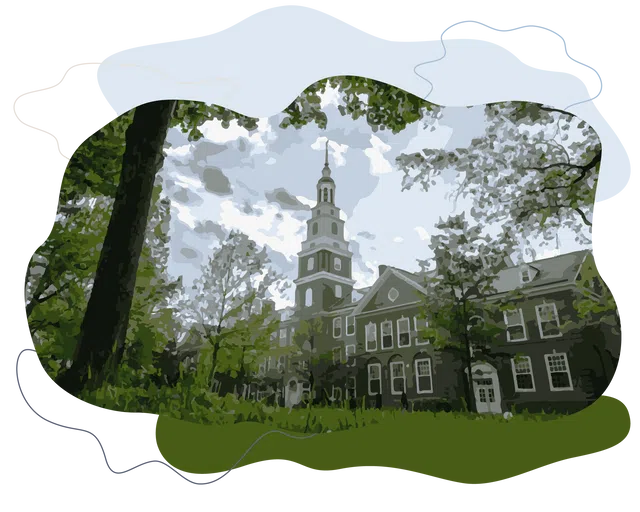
56, 100, 177, 396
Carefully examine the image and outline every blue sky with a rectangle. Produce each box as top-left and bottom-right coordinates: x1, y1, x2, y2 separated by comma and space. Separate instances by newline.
159, 91, 589, 308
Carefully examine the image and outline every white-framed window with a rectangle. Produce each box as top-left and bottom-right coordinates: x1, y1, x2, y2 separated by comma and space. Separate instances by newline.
332, 346, 342, 365
335, 284, 343, 298
333, 317, 342, 338
520, 266, 532, 284
544, 352, 573, 391
345, 315, 355, 336
504, 308, 527, 342
305, 287, 313, 307
397, 317, 411, 347
414, 316, 431, 345
415, 358, 433, 394
365, 322, 377, 351
334, 257, 342, 271
277, 355, 286, 373
307, 257, 314, 271
368, 363, 382, 395
258, 359, 266, 376
346, 376, 357, 400
536, 302, 561, 339
279, 328, 288, 346
388, 287, 399, 302
381, 320, 393, 349
345, 344, 356, 367
511, 356, 535, 392
390, 361, 406, 395
331, 385, 343, 401
290, 327, 296, 345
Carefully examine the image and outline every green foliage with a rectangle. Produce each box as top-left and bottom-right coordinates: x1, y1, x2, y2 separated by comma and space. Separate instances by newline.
397, 101, 601, 247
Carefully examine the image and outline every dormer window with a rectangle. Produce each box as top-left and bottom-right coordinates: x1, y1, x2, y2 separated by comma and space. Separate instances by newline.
520, 266, 532, 284
388, 287, 399, 302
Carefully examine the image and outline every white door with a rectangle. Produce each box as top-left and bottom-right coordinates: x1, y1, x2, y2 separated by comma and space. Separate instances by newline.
473, 377, 502, 414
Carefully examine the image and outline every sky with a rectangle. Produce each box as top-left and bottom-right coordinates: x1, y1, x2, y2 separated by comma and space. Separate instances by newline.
159, 89, 590, 309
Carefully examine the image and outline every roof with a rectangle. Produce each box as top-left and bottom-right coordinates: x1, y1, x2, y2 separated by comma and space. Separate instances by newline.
490, 249, 589, 295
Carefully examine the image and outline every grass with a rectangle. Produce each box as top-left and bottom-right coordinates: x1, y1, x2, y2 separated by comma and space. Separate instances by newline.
155, 396, 630, 483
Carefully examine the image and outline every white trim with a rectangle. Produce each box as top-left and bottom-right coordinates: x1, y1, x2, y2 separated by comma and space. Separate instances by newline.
351, 268, 428, 316
345, 315, 355, 336
511, 356, 536, 392
504, 308, 528, 342
332, 346, 342, 365
332, 317, 342, 338
304, 287, 313, 307
294, 271, 356, 287
345, 344, 356, 367
380, 319, 394, 350
357, 301, 421, 318
414, 316, 431, 345
544, 352, 574, 391
365, 321, 377, 352
397, 316, 411, 348
335, 284, 343, 298
388, 287, 399, 302
519, 266, 533, 284
414, 358, 433, 394
535, 302, 562, 339
334, 256, 342, 271
277, 355, 286, 373
367, 363, 382, 396
307, 256, 314, 271
389, 361, 406, 395
331, 385, 343, 402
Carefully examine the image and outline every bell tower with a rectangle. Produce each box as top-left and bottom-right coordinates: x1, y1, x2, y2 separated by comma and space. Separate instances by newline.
294, 141, 355, 313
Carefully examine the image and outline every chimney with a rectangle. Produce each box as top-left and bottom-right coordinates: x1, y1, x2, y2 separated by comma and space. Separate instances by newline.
378, 264, 388, 277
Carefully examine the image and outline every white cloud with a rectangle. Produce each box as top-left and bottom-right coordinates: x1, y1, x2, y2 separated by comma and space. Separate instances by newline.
393, 236, 404, 243
414, 226, 430, 241
218, 200, 306, 261
164, 144, 192, 158
364, 135, 393, 175
170, 200, 197, 229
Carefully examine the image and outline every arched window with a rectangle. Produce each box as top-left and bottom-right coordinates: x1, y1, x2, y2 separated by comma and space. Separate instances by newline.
323, 188, 328, 202
334, 257, 342, 271
312, 222, 318, 235
335, 284, 342, 298
330, 188, 334, 203
331, 222, 338, 235
305, 288, 313, 307
307, 257, 314, 271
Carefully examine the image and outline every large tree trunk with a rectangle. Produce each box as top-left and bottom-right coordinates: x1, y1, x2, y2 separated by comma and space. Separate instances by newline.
56, 100, 177, 396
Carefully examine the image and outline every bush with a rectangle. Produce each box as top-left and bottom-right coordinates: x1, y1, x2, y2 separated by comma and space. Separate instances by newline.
412, 398, 453, 413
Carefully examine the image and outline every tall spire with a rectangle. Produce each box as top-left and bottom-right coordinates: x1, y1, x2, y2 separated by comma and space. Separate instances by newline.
322, 139, 331, 178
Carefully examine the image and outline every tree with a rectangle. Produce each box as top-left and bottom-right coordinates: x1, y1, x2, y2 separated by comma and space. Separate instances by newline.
397, 102, 601, 249
182, 230, 287, 392
56, 100, 179, 395
417, 213, 514, 412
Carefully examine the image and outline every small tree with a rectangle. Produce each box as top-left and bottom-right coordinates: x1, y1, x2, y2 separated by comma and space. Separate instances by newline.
416, 213, 513, 413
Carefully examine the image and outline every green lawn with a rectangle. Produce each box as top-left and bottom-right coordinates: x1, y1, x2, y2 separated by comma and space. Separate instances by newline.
156, 396, 630, 483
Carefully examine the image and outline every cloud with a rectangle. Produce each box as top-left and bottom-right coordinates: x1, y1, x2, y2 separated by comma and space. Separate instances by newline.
265, 187, 311, 211
414, 226, 430, 241
202, 166, 232, 195
393, 236, 404, 243
172, 186, 204, 206
357, 231, 376, 240
180, 247, 199, 259
364, 134, 393, 175
193, 220, 226, 240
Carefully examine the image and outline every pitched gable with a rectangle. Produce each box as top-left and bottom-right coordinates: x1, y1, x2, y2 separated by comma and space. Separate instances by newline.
353, 268, 427, 315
